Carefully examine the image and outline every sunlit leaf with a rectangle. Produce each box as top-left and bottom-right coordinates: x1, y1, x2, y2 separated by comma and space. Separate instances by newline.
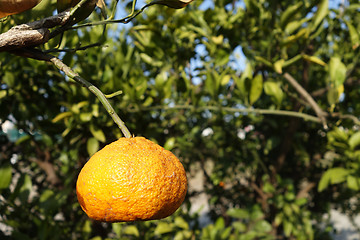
87, 138, 99, 156
264, 81, 283, 106
123, 225, 139, 236
249, 74, 263, 104
328, 57, 347, 87
154, 222, 174, 235
347, 175, 360, 191
0, 164, 12, 189
318, 167, 349, 192
273, 59, 284, 74
226, 208, 249, 219
52, 112, 72, 123
310, 0, 328, 32
344, 20, 360, 50
302, 54, 327, 67
280, 2, 303, 29
174, 216, 189, 229
254, 220, 272, 233
349, 132, 360, 150
89, 124, 106, 143
164, 137, 176, 151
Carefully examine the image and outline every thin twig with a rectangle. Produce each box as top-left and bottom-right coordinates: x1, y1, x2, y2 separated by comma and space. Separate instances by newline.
50, 0, 142, 38
11, 48, 132, 138
126, 104, 322, 123
283, 72, 328, 129
330, 113, 360, 126
296, 182, 316, 199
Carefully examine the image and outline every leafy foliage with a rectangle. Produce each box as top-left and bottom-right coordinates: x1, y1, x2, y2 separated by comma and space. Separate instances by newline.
1, 0, 360, 239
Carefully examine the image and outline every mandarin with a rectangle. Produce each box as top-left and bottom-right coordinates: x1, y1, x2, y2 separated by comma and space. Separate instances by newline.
76, 137, 187, 222
0, 0, 41, 18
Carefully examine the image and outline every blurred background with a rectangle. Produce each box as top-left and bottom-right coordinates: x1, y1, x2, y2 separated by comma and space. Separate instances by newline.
1, 0, 360, 239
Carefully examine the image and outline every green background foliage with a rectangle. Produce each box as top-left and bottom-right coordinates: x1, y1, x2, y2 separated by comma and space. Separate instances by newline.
1, 0, 360, 239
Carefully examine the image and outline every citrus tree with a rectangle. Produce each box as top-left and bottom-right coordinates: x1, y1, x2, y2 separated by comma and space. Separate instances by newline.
1, 0, 360, 239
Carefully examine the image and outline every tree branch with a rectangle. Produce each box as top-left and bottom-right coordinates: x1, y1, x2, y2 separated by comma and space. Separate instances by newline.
126, 104, 322, 123
0, 28, 49, 52
11, 48, 132, 138
283, 72, 328, 129
296, 182, 316, 199
0, 0, 143, 52
0, 12, 70, 52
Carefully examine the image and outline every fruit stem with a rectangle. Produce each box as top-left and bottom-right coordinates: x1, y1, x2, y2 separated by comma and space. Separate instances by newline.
49, 55, 132, 138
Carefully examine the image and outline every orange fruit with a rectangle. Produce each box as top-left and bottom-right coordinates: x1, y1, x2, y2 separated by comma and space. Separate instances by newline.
76, 137, 188, 222
0, 0, 41, 18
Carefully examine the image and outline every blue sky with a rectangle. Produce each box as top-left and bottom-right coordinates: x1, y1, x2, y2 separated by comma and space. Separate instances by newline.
193, 0, 345, 74
114, 0, 345, 78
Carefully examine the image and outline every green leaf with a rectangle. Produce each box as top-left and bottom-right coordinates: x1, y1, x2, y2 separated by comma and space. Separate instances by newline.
174, 216, 189, 230
0, 90, 7, 99
310, 0, 328, 32
215, 217, 225, 229
232, 221, 246, 232
348, 131, 360, 150
235, 63, 253, 100
87, 138, 99, 156
280, 2, 303, 29
302, 54, 327, 66
285, 18, 310, 35
347, 175, 360, 191
273, 59, 284, 74
274, 213, 283, 226
164, 137, 176, 151
154, 222, 174, 235
250, 207, 264, 220
295, 198, 307, 206
282, 28, 309, 45
89, 237, 101, 240
283, 204, 292, 217
52, 112, 72, 123
318, 167, 349, 192
220, 227, 232, 239
220, 74, 231, 86
0, 164, 12, 189
140, 53, 162, 67
344, 20, 360, 50
263, 181, 275, 193
89, 125, 106, 143
17, 174, 32, 204
283, 221, 293, 237
285, 192, 295, 201
249, 74, 263, 104
112, 223, 122, 237
254, 220, 272, 233
123, 225, 139, 237
39, 189, 60, 215
226, 208, 249, 219
80, 112, 92, 122
82, 220, 92, 238
3, 72, 15, 87
327, 85, 339, 106
347, 4, 360, 11
71, 101, 88, 114
264, 81, 283, 105
328, 57, 347, 87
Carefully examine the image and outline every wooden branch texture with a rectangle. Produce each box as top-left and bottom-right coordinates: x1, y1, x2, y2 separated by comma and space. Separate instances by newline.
0, 11, 70, 52
0, 27, 49, 51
